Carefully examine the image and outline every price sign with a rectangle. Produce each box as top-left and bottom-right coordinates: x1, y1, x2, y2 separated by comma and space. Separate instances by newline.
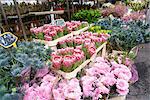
0, 32, 18, 48
54, 19, 65, 26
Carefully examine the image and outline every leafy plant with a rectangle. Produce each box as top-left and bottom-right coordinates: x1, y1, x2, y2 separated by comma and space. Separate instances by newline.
0, 41, 52, 99
96, 18, 150, 51
88, 25, 111, 33
72, 9, 101, 23
126, 0, 148, 11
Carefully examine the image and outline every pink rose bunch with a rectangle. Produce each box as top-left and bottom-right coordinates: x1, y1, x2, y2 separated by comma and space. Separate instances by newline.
58, 35, 83, 48
42, 25, 64, 40
57, 31, 109, 49
30, 27, 43, 34
23, 74, 57, 100
122, 11, 146, 22
53, 78, 82, 100
81, 32, 109, 58
51, 47, 85, 72
30, 24, 64, 41
80, 57, 132, 99
82, 42, 96, 59
65, 21, 82, 31
81, 32, 110, 48
57, 32, 109, 59
30, 21, 87, 41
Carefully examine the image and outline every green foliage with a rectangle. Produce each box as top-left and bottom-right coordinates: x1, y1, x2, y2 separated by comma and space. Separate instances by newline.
88, 26, 101, 32
96, 18, 150, 51
0, 41, 52, 99
37, 32, 44, 40
88, 25, 111, 33
72, 9, 101, 23
126, 0, 149, 11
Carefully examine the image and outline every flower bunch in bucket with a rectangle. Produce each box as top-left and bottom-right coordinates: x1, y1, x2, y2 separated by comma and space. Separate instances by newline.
51, 47, 85, 72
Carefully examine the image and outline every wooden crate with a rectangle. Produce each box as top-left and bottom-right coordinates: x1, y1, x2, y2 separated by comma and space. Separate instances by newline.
109, 95, 126, 100
33, 24, 92, 51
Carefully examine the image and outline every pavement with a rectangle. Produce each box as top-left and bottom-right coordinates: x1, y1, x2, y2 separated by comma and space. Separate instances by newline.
127, 43, 150, 100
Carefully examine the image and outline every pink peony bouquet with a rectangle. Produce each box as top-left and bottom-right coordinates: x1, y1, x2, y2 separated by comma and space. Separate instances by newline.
51, 47, 85, 72
23, 73, 57, 100
53, 78, 82, 100
108, 54, 139, 83
81, 57, 132, 99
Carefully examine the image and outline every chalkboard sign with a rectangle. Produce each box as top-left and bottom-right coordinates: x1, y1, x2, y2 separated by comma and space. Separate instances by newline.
0, 32, 18, 48
54, 19, 65, 26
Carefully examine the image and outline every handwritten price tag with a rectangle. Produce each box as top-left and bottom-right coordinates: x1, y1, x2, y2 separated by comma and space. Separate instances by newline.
54, 19, 65, 26
0, 32, 18, 48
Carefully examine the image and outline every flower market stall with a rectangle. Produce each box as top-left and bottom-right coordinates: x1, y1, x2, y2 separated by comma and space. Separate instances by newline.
0, 0, 150, 100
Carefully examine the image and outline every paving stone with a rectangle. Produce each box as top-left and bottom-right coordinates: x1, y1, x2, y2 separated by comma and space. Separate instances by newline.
127, 43, 150, 100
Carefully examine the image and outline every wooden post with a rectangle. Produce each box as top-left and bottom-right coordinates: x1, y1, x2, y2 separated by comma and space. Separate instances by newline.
36, 0, 39, 4
0, 12, 1, 27
146, 2, 150, 24
71, 0, 74, 14
66, 0, 70, 21
97, 0, 100, 8
0, 1, 9, 28
81, 0, 83, 6
94, 0, 96, 5
13, 0, 27, 40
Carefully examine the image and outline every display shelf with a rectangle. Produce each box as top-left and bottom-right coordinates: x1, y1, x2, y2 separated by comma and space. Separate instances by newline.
29, 10, 64, 15
109, 95, 126, 100
7, 10, 64, 19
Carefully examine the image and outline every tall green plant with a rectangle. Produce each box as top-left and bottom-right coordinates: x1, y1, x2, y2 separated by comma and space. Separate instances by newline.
72, 9, 101, 23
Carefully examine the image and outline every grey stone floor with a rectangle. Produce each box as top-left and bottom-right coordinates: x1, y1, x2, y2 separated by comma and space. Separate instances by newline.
127, 43, 150, 100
